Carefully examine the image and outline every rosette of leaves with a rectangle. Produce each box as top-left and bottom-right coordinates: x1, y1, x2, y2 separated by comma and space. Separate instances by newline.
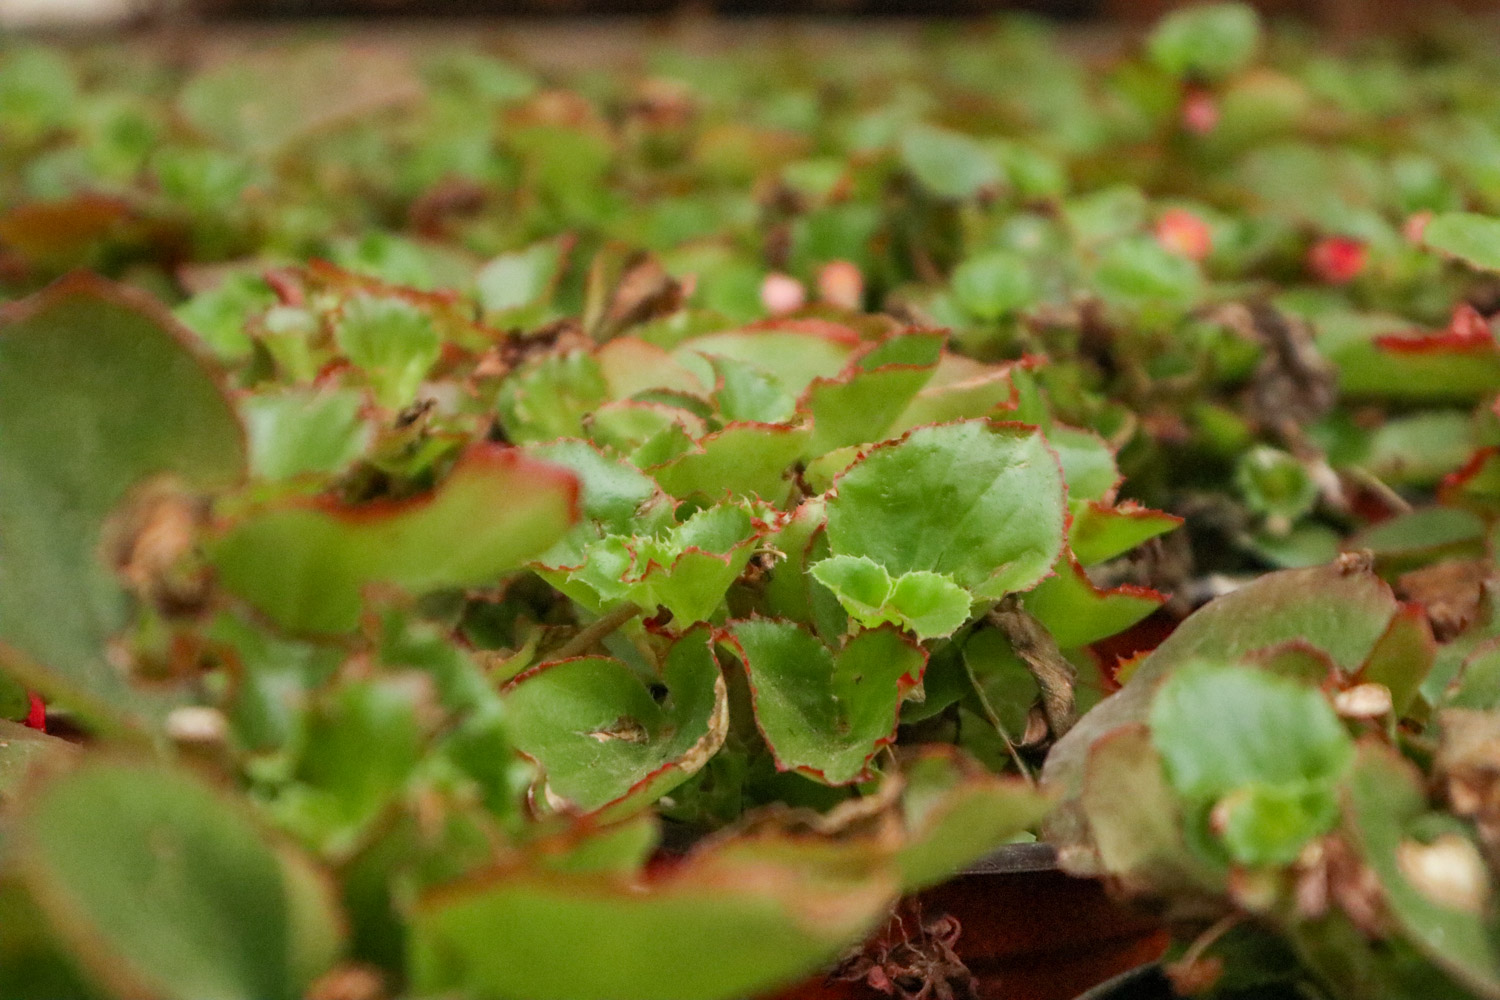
1045, 559, 1500, 998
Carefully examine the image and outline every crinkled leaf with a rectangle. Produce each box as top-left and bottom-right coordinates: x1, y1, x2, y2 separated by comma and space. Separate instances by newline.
496, 350, 610, 444
0, 276, 246, 727
526, 439, 675, 570
888, 355, 1020, 434
559, 502, 767, 624
334, 294, 442, 410
213, 444, 578, 634
728, 621, 925, 785
708, 355, 797, 424
824, 420, 1067, 600
503, 628, 728, 818
1049, 425, 1120, 505
810, 555, 972, 640
13, 761, 341, 1000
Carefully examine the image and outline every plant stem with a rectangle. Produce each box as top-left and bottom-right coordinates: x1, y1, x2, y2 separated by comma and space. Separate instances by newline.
546, 602, 643, 662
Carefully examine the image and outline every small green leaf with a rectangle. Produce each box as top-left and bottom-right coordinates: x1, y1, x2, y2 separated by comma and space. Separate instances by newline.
824, 420, 1067, 600
677, 322, 861, 396
900, 124, 1002, 201
243, 388, 370, 481
1068, 502, 1181, 566
951, 251, 1037, 321
213, 444, 578, 634
1424, 212, 1500, 273
1093, 236, 1203, 310
334, 294, 442, 410
1147, 3, 1262, 82
14, 761, 341, 1000
728, 621, 925, 785
810, 555, 972, 640
503, 628, 728, 818
475, 237, 568, 318
1022, 558, 1164, 650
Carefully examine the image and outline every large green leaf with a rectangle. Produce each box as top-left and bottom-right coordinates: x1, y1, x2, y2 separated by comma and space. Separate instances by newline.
410, 834, 894, 1000
726, 620, 925, 784
12, 761, 341, 1000
0, 275, 246, 727
502, 628, 728, 818
676, 321, 861, 396
212, 443, 579, 633
0, 719, 72, 803
823, 420, 1067, 600
1149, 661, 1353, 866
800, 331, 943, 455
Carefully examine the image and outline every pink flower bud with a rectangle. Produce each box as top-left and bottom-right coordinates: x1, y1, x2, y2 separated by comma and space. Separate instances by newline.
816, 260, 864, 311
1154, 208, 1213, 261
760, 272, 806, 316
1181, 88, 1220, 135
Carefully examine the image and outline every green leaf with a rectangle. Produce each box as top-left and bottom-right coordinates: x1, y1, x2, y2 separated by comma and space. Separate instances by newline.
410, 835, 894, 1000
333, 294, 442, 410
1345, 741, 1500, 997
557, 502, 767, 624
1149, 661, 1353, 866
951, 251, 1038, 321
13, 761, 341, 1000
895, 747, 1053, 891
728, 621, 924, 784
708, 356, 797, 424
1236, 446, 1318, 520
1147, 3, 1262, 82
1352, 507, 1488, 570
1049, 425, 1120, 504
0, 276, 246, 728
213, 444, 578, 634
676, 322, 861, 396
0, 719, 72, 804
270, 677, 430, 854
526, 439, 675, 570
1093, 236, 1203, 310
496, 350, 610, 444
962, 628, 1039, 740
824, 420, 1067, 600
1424, 212, 1500, 272
810, 555, 973, 640
1022, 558, 1164, 649
174, 273, 276, 361
887, 355, 1022, 435
503, 628, 728, 818
475, 237, 568, 318
242, 388, 370, 481
900, 124, 1002, 200
800, 331, 943, 454
649, 422, 810, 503
1068, 502, 1181, 566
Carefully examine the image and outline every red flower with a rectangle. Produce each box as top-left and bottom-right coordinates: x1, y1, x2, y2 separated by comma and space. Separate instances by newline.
1308, 236, 1367, 284
24, 692, 44, 731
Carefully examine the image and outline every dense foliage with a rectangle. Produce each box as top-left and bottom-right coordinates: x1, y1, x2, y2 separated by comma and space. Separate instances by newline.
2, 4, 1500, 998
